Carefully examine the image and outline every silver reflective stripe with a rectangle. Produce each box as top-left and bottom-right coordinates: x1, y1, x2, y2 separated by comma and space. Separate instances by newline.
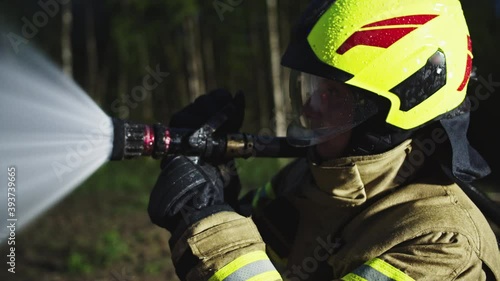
224, 259, 276, 281
352, 264, 394, 281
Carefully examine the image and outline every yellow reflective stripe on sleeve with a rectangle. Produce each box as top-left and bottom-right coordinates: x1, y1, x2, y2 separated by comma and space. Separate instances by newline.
246, 270, 283, 281
208, 251, 281, 281
342, 273, 368, 281
342, 258, 415, 281
208, 251, 267, 281
366, 258, 414, 281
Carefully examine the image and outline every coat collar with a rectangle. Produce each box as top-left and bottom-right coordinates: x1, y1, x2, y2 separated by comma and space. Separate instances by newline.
303, 139, 415, 207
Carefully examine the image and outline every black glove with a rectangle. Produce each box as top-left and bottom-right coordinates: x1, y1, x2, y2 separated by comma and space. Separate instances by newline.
170, 88, 245, 209
169, 88, 245, 134
148, 155, 230, 233
148, 89, 245, 235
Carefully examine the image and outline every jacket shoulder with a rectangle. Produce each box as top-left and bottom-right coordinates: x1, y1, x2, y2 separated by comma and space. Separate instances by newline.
336, 180, 500, 279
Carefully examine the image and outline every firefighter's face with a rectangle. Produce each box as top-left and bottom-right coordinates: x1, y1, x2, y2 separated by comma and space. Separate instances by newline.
287, 71, 379, 158
302, 78, 354, 131
301, 78, 354, 159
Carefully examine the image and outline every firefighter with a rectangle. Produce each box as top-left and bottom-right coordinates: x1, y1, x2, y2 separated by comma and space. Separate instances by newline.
148, 0, 500, 280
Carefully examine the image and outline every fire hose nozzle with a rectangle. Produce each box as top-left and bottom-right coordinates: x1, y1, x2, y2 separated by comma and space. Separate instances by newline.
110, 118, 176, 160
110, 118, 308, 161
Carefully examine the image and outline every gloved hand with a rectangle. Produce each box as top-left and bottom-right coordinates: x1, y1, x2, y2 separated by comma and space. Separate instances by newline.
148, 89, 245, 234
169, 88, 245, 134
172, 88, 245, 207
148, 155, 228, 233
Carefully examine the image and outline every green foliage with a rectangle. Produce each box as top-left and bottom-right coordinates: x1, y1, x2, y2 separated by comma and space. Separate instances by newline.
95, 229, 130, 266
76, 158, 159, 193
67, 251, 94, 275
236, 158, 292, 193
144, 260, 164, 274
66, 229, 129, 274
163, 0, 199, 25
109, 0, 199, 69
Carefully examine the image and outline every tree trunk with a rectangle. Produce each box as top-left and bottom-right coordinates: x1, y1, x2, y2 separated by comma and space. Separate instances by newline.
139, 39, 153, 122
249, 2, 271, 131
266, 0, 286, 136
117, 70, 128, 119
279, 0, 292, 117
174, 31, 190, 108
200, 11, 217, 91
183, 16, 206, 101
85, 0, 98, 103
61, 0, 73, 78
96, 46, 110, 112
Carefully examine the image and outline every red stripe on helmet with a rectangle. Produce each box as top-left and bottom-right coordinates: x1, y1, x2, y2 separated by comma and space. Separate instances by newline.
336, 28, 416, 55
363, 15, 438, 27
336, 15, 439, 54
457, 36, 473, 91
457, 55, 473, 91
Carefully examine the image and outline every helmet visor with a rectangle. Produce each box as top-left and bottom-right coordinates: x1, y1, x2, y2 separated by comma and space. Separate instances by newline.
286, 71, 380, 147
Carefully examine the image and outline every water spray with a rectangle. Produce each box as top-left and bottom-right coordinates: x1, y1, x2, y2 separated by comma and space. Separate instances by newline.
0, 38, 114, 241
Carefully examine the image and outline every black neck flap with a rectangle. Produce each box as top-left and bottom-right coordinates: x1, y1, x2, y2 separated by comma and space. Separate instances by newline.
440, 109, 491, 183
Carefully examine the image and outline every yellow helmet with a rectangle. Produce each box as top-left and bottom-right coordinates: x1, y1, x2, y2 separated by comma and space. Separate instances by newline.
281, 0, 473, 130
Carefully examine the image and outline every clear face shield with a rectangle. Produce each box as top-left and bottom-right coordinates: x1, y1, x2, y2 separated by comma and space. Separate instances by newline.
286, 70, 381, 147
